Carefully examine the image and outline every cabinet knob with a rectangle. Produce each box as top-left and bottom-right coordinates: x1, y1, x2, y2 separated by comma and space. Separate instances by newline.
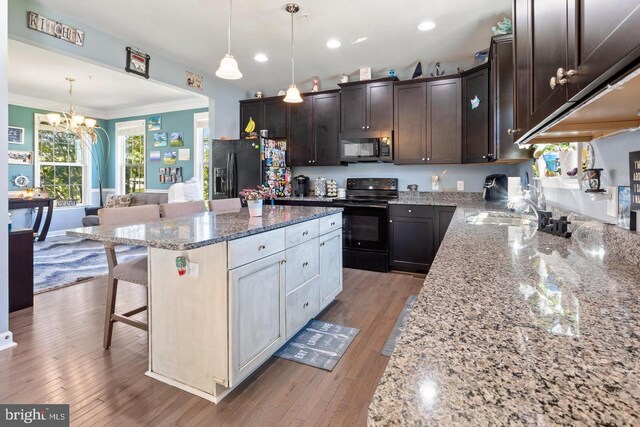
280, 259, 287, 264
366, 126, 370, 129
302, 261, 309, 267
312, 160, 316, 163
308, 160, 312, 164
550, 76, 558, 90
303, 302, 309, 308
507, 128, 521, 136
422, 158, 426, 161
427, 158, 430, 161
389, 220, 393, 223
550, 68, 577, 89
408, 209, 412, 213
302, 231, 308, 236
482, 155, 487, 159
362, 126, 366, 129
330, 221, 336, 226
320, 242, 325, 247
258, 244, 266, 250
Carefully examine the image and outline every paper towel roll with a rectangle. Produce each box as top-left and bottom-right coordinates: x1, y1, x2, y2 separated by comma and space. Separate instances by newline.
508, 177, 521, 199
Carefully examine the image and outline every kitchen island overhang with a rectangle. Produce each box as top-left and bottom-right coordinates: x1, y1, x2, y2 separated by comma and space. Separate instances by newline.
68, 205, 344, 403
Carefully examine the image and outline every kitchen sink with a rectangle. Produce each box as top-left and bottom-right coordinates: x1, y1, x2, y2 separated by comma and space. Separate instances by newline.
466, 212, 534, 226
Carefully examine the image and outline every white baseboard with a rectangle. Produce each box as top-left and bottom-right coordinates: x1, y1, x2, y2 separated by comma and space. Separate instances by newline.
0, 331, 17, 352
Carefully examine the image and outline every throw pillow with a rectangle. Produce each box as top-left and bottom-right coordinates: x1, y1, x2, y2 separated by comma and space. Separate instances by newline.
104, 194, 132, 208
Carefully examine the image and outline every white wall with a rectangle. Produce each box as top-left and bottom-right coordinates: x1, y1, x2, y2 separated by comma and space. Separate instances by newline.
293, 163, 522, 192
1, 0, 16, 351
519, 131, 640, 223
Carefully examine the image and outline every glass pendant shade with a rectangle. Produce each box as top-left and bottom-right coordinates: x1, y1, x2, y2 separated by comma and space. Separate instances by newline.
46, 113, 61, 125
215, 54, 243, 80
72, 115, 85, 126
284, 84, 303, 103
84, 118, 97, 128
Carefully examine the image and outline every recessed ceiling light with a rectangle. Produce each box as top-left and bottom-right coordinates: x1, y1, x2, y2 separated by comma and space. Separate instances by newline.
351, 37, 367, 45
418, 21, 436, 31
254, 53, 268, 62
326, 39, 341, 49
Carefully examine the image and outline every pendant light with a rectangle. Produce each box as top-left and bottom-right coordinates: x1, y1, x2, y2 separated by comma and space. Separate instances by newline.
216, 0, 243, 80
284, 3, 302, 103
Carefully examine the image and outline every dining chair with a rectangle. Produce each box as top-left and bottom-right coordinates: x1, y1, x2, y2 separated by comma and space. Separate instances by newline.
209, 198, 242, 213
159, 200, 207, 219
98, 204, 160, 349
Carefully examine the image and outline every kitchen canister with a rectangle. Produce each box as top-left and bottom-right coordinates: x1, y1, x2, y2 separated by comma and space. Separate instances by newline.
315, 177, 327, 197
326, 179, 338, 197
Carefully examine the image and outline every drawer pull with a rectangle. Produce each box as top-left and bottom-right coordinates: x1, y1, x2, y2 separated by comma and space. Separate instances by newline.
258, 244, 266, 250
302, 261, 309, 267
330, 221, 336, 226
302, 231, 309, 236
320, 242, 325, 247
303, 302, 309, 308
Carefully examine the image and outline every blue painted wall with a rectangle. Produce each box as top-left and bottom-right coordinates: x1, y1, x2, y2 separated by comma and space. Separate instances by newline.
106, 108, 207, 190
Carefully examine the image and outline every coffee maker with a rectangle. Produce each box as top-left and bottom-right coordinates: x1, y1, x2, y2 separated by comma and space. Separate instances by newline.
293, 175, 310, 197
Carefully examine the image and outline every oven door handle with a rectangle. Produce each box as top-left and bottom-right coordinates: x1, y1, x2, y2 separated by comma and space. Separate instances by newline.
332, 202, 388, 209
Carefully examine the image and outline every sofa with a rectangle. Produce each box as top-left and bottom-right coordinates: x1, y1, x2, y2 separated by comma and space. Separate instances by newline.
82, 192, 169, 227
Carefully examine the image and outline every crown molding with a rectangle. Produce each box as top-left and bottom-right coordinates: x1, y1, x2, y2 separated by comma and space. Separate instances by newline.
9, 93, 107, 118
9, 94, 210, 121
104, 97, 209, 120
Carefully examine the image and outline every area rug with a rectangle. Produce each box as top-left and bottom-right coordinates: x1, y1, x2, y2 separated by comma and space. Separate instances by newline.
381, 295, 417, 357
274, 320, 360, 371
34, 235, 147, 294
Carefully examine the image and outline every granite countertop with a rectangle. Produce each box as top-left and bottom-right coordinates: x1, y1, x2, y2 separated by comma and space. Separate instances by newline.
278, 195, 339, 202
369, 200, 640, 425
66, 205, 342, 251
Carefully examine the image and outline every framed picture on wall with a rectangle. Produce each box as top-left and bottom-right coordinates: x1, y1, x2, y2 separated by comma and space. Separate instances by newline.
170, 132, 184, 147
125, 47, 150, 79
8, 126, 24, 144
153, 132, 167, 147
149, 151, 161, 161
8, 150, 33, 165
148, 116, 161, 131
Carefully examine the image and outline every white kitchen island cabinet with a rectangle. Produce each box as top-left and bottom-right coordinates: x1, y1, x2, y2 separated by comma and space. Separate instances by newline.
68, 206, 343, 404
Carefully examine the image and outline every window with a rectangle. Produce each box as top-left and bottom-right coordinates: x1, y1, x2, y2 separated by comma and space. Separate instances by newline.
35, 114, 89, 205
115, 120, 146, 194
194, 112, 210, 199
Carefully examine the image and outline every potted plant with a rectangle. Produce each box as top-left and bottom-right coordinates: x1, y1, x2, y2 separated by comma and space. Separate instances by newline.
239, 185, 275, 217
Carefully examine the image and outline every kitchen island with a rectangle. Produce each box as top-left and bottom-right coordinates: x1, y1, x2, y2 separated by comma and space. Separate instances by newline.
68, 205, 343, 403
369, 195, 640, 425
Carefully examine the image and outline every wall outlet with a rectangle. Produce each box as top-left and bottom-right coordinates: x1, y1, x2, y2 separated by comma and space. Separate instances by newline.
431, 176, 439, 191
188, 262, 199, 277
457, 181, 464, 191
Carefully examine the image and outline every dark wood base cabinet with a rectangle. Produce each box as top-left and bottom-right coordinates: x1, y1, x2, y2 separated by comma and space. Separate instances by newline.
388, 205, 455, 274
9, 229, 34, 312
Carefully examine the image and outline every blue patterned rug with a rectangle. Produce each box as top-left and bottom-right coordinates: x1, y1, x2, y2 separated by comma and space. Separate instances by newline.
34, 235, 147, 294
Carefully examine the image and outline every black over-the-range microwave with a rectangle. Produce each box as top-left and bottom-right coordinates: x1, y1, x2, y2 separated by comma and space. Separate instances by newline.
340, 131, 393, 163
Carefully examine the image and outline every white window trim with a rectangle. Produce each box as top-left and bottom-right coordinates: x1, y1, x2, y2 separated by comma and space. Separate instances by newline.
33, 113, 92, 206
194, 111, 210, 197
115, 119, 146, 195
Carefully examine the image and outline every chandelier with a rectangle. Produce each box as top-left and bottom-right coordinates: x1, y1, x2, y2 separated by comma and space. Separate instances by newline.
44, 77, 111, 206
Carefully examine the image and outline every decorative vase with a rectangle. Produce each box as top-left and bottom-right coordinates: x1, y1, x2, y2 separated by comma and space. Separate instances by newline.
247, 199, 263, 217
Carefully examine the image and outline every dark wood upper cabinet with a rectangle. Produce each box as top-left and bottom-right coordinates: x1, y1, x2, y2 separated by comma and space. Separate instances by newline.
339, 77, 396, 134
462, 64, 490, 163
313, 92, 341, 166
263, 98, 287, 139
287, 90, 341, 167
513, 0, 531, 137
490, 35, 532, 162
394, 82, 427, 164
568, 1, 640, 99
287, 97, 313, 166
239, 100, 263, 138
426, 78, 461, 164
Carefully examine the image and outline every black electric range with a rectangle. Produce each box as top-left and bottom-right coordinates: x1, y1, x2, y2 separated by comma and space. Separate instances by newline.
332, 178, 398, 272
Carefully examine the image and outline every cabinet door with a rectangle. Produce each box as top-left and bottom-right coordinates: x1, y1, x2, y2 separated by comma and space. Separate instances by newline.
313, 92, 341, 166
568, 1, 640, 99
434, 206, 455, 255
367, 81, 393, 132
240, 101, 263, 137
340, 85, 367, 132
426, 78, 461, 164
319, 229, 342, 308
528, 0, 570, 129
514, 0, 531, 137
394, 82, 427, 165
229, 252, 285, 386
389, 217, 434, 274
288, 97, 313, 166
462, 67, 490, 163
263, 99, 288, 139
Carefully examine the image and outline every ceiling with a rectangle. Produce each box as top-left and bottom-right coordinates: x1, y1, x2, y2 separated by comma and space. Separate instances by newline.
34, 0, 511, 96
8, 39, 206, 117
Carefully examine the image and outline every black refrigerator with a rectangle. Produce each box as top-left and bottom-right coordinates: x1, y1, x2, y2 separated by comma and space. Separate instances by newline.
210, 139, 262, 200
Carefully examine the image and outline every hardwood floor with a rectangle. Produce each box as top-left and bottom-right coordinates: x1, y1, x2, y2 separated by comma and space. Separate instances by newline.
0, 268, 423, 426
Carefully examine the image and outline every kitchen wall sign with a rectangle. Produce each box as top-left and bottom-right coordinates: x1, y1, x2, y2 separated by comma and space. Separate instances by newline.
8, 126, 24, 144
125, 47, 150, 79
629, 150, 640, 230
185, 71, 203, 91
27, 11, 85, 46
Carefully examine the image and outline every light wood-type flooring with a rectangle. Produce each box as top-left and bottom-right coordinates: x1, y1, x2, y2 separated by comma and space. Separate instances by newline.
1, 268, 423, 426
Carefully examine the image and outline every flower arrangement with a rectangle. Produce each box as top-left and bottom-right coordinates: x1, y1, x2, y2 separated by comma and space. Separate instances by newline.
239, 185, 275, 201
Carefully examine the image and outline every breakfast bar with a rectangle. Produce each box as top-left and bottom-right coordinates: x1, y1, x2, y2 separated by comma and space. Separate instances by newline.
68, 205, 343, 403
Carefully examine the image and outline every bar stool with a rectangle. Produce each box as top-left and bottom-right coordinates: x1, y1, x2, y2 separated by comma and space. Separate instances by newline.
159, 200, 208, 219
209, 198, 242, 213
98, 204, 160, 349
